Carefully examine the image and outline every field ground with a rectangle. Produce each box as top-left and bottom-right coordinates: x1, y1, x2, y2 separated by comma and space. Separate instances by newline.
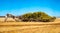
0, 18, 60, 33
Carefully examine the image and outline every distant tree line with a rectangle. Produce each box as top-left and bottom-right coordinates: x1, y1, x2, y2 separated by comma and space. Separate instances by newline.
18, 12, 56, 22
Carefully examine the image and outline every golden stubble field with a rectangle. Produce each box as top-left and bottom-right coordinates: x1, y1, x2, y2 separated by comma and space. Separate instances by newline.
0, 18, 60, 33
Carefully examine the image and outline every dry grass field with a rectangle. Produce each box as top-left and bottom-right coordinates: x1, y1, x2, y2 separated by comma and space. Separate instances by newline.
0, 18, 60, 33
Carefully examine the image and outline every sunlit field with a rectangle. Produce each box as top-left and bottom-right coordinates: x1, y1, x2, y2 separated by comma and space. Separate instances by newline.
0, 18, 60, 33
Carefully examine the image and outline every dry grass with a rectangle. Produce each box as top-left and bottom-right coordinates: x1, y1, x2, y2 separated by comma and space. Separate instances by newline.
0, 18, 60, 33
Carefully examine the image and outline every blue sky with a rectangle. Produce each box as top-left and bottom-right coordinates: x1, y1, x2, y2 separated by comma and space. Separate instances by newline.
0, 0, 60, 17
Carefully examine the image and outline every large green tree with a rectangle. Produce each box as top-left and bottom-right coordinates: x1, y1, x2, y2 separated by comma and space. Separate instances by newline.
20, 12, 56, 22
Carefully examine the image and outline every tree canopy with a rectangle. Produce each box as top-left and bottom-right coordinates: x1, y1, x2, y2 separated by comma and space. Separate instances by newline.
19, 12, 56, 22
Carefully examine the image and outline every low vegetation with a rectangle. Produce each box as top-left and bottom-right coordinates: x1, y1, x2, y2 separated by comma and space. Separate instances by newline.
18, 12, 56, 22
